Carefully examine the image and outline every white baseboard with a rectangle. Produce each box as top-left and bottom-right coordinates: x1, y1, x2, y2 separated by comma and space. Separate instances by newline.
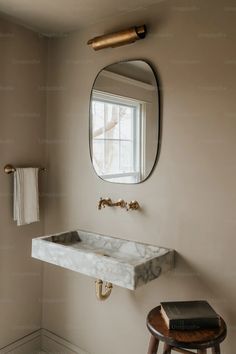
0, 329, 88, 354
41, 329, 89, 354
0, 330, 42, 354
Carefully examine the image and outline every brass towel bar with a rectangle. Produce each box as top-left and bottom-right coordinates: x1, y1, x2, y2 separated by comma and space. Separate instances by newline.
4, 164, 46, 174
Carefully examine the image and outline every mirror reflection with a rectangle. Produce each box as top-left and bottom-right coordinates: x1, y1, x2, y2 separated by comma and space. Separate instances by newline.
90, 60, 159, 184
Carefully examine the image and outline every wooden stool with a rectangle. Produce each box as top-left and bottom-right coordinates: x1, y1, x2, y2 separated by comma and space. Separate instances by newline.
146, 306, 227, 354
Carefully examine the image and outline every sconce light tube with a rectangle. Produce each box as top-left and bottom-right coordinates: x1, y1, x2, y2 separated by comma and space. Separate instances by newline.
87, 25, 146, 51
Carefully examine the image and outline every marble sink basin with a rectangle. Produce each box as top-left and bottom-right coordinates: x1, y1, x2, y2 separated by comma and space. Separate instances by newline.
32, 230, 174, 290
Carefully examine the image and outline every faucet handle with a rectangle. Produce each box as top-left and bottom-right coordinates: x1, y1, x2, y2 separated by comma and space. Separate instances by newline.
127, 200, 140, 210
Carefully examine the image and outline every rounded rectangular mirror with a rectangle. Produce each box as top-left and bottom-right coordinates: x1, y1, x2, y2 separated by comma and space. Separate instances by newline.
89, 60, 160, 184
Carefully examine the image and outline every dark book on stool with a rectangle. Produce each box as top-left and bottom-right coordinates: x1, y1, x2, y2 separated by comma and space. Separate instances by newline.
160, 300, 221, 330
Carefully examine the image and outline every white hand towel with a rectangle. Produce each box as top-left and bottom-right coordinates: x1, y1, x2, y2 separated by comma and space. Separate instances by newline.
13, 168, 39, 226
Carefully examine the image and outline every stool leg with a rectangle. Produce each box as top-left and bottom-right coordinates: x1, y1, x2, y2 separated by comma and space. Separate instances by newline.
197, 350, 207, 354
163, 343, 172, 354
147, 335, 159, 354
212, 344, 221, 354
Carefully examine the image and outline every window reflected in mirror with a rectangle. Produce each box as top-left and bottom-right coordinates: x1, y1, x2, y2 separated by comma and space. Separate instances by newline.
90, 60, 159, 184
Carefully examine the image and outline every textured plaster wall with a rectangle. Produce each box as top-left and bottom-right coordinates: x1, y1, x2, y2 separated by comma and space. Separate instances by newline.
42, 1, 236, 353
0, 18, 47, 347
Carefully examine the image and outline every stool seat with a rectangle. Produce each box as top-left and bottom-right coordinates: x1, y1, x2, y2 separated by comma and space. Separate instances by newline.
146, 306, 227, 354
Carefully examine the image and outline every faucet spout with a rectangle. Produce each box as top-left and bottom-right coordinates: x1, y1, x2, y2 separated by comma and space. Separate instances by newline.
98, 197, 112, 210
98, 197, 127, 210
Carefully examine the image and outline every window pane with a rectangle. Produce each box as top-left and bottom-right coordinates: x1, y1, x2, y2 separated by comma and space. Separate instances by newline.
104, 103, 119, 139
92, 101, 105, 139
120, 141, 133, 172
120, 106, 133, 140
93, 140, 104, 175
104, 140, 119, 174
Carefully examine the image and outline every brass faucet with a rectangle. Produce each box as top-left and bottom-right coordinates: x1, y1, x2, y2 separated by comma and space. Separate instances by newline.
98, 198, 140, 211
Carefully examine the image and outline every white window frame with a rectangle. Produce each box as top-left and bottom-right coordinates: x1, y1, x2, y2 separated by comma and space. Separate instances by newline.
91, 90, 145, 182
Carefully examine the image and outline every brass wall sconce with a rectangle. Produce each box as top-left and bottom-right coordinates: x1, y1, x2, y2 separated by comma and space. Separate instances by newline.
87, 25, 147, 51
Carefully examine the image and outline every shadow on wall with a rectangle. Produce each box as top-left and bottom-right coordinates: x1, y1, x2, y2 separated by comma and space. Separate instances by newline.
130, 253, 235, 321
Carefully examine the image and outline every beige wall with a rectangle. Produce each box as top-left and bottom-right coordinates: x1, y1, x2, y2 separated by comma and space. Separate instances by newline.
42, 1, 236, 353
0, 18, 46, 347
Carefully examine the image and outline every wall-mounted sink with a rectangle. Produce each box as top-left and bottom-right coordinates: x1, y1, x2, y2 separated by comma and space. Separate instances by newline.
32, 230, 174, 290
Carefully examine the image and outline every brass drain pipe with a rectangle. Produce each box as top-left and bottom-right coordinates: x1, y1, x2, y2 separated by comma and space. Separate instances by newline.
95, 279, 113, 301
